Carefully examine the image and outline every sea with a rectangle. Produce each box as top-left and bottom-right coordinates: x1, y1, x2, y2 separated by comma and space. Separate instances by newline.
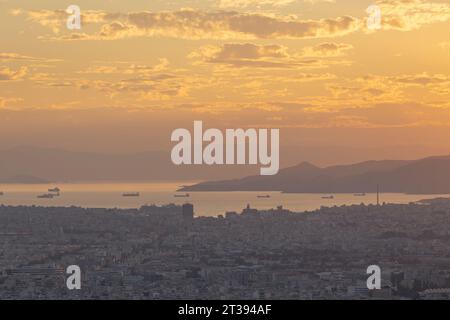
0, 182, 447, 217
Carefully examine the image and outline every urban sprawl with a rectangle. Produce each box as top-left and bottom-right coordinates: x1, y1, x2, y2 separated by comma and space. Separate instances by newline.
1, 198, 450, 300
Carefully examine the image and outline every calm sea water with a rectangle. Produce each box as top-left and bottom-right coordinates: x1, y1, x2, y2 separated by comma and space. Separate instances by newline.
0, 182, 447, 217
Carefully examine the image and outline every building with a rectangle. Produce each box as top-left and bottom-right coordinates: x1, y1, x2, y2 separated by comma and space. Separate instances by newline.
182, 203, 194, 220
242, 204, 258, 216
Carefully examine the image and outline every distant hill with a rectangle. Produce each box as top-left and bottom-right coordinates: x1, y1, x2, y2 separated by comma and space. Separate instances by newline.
179, 155, 450, 194
0, 174, 48, 184
0, 146, 259, 183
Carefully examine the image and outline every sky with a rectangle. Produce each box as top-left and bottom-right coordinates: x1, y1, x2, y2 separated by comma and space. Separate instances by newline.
0, 0, 449, 166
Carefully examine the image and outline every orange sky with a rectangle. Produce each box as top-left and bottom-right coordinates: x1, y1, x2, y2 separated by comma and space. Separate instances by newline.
0, 0, 449, 166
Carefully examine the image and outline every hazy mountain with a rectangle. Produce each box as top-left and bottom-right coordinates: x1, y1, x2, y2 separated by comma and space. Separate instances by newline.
0, 174, 48, 184
0, 146, 259, 183
180, 156, 450, 194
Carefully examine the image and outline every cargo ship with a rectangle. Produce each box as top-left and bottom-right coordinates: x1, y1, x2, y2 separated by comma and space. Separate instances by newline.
48, 187, 60, 196
174, 193, 190, 198
37, 193, 54, 199
122, 192, 140, 197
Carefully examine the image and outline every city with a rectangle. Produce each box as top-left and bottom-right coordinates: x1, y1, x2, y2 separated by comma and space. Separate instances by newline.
1, 198, 450, 300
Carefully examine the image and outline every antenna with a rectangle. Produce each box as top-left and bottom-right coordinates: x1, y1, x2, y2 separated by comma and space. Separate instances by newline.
377, 184, 380, 206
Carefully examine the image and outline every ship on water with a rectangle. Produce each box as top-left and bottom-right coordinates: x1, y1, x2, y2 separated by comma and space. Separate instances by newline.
174, 193, 190, 198
321, 195, 334, 199
37, 193, 54, 199
48, 187, 60, 196
257, 195, 271, 198
354, 193, 366, 196
122, 192, 140, 197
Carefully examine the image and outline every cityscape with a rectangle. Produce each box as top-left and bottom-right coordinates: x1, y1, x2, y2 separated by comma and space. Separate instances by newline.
2, 198, 450, 300
0, 0, 449, 304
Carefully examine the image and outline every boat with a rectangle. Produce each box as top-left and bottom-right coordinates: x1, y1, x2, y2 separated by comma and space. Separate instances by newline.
174, 193, 190, 198
122, 192, 140, 197
354, 193, 366, 196
257, 195, 271, 198
37, 193, 54, 199
48, 187, 60, 196
321, 195, 334, 199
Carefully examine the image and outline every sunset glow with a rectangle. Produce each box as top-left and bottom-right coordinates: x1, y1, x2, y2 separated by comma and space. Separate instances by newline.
0, 0, 449, 165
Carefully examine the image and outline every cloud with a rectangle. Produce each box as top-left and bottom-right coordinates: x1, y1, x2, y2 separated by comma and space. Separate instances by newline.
0, 52, 60, 62
218, 0, 296, 8
323, 73, 450, 107
41, 33, 92, 41
0, 96, 23, 108
189, 42, 350, 68
13, 9, 119, 33
90, 70, 194, 101
190, 43, 306, 68
184, 99, 450, 128
376, 0, 450, 31
393, 73, 450, 86
78, 58, 170, 74
108, 10, 360, 40
303, 0, 335, 3
258, 100, 450, 128
218, 0, 335, 7
12, 1, 450, 41
301, 42, 353, 57
340, 102, 450, 127
0, 66, 27, 81
15, 8, 361, 41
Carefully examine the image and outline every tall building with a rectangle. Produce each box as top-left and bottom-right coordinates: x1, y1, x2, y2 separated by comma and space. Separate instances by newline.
242, 204, 258, 215
182, 203, 194, 220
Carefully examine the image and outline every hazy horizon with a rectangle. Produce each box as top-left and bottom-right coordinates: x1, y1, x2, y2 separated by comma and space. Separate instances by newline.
1, 145, 450, 185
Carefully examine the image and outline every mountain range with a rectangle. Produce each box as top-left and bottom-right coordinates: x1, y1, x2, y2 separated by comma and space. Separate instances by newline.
0, 146, 259, 183
179, 155, 450, 194
2, 146, 450, 194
